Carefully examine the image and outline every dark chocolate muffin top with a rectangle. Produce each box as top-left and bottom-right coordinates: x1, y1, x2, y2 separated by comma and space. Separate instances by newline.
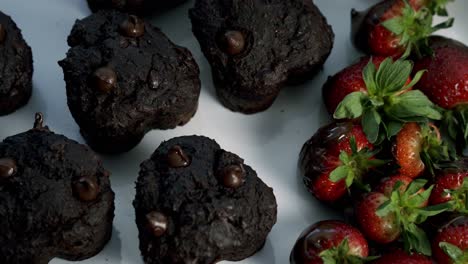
0, 114, 114, 264
59, 10, 200, 153
189, 0, 334, 113
0, 10, 33, 116
134, 135, 277, 263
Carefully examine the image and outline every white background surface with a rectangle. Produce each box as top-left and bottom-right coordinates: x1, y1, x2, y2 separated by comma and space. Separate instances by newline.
0, 0, 467, 263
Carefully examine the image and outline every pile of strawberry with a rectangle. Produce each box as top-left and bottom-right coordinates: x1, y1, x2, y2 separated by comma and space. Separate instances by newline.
292, 0, 468, 263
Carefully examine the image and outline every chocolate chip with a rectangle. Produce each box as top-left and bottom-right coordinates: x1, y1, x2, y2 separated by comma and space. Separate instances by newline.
120, 15, 145, 38
167, 145, 190, 168
146, 211, 168, 237
219, 30, 245, 55
73, 177, 100, 202
0, 24, 6, 44
0, 158, 17, 179
220, 164, 245, 189
91, 67, 117, 93
33, 112, 44, 129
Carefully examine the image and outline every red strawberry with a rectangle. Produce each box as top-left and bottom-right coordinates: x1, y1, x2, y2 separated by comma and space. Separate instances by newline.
372, 249, 432, 264
394, 122, 452, 178
355, 179, 448, 255
430, 171, 468, 214
290, 220, 370, 264
413, 36, 468, 149
375, 175, 413, 196
432, 216, 468, 264
333, 57, 441, 144
352, 0, 453, 57
323, 56, 386, 114
300, 122, 383, 203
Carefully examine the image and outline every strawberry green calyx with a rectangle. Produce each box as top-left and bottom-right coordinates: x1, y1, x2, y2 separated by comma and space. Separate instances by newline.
381, 1, 454, 58
334, 58, 442, 144
329, 137, 385, 192
444, 105, 468, 152
418, 123, 455, 176
376, 179, 450, 256
439, 242, 468, 264
445, 178, 468, 214
319, 238, 378, 264
429, 0, 455, 16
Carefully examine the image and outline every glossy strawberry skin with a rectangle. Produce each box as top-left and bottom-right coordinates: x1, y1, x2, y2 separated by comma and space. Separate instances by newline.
355, 192, 401, 244
323, 57, 386, 114
414, 36, 468, 109
290, 220, 369, 264
394, 122, 425, 178
300, 122, 372, 203
430, 171, 468, 206
432, 216, 468, 264
375, 175, 413, 197
352, 0, 426, 57
372, 249, 432, 264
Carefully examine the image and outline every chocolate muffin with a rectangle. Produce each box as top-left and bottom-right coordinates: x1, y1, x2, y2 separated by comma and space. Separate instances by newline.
189, 0, 334, 114
134, 135, 277, 263
0, 10, 33, 116
87, 0, 188, 15
0, 113, 114, 264
59, 10, 201, 153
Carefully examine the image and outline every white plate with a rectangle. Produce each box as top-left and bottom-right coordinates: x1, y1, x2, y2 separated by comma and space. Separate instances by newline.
1, 0, 467, 263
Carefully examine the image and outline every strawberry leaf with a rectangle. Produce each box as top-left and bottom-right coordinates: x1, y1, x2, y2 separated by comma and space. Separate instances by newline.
334, 58, 442, 145
330, 165, 349, 183
334, 92, 366, 119
362, 109, 381, 143
375, 59, 412, 94
439, 242, 463, 261
403, 223, 432, 256
429, 0, 454, 16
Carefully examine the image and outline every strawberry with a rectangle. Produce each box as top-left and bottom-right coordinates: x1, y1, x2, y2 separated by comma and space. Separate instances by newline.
355, 179, 448, 255
300, 122, 384, 203
432, 216, 468, 264
290, 220, 371, 264
413, 36, 468, 150
429, 171, 468, 214
375, 175, 413, 197
372, 249, 432, 264
393, 122, 453, 178
334, 58, 441, 144
351, 0, 453, 57
323, 57, 386, 114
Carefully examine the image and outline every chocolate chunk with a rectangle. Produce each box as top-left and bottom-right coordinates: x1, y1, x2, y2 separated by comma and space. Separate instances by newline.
73, 177, 100, 202
146, 211, 168, 237
0, 158, 16, 179
91, 67, 117, 93
219, 30, 245, 55
219, 164, 245, 188
167, 145, 190, 168
119, 15, 145, 38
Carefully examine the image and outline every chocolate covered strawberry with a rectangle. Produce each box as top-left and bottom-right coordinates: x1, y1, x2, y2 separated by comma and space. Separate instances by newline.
372, 249, 432, 264
413, 36, 468, 150
334, 58, 441, 144
290, 220, 371, 264
300, 122, 384, 203
352, 0, 453, 57
393, 122, 453, 178
432, 216, 468, 264
430, 171, 468, 214
355, 179, 448, 255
